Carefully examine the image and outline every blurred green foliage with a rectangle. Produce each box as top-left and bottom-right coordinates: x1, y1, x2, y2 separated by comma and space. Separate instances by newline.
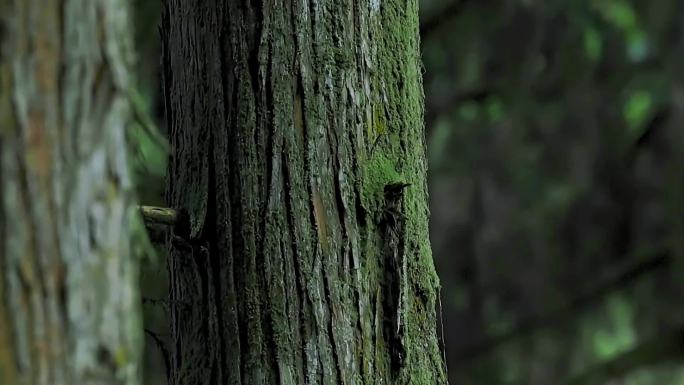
129, 0, 166, 207
128, 2, 168, 384
421, 0, 684, 384
127, 85, 167, 190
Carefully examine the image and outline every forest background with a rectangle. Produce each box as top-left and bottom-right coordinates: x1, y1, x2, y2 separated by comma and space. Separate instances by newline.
126, 1, 684, 384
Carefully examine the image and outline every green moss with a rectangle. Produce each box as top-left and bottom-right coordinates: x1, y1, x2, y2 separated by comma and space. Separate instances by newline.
332, 47, 353, 70
360, 152, 402, 211
373, 104, 386, 137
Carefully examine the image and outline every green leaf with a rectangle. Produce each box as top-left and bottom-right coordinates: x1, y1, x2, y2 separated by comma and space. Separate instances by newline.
583, 27, 603, 61
598, 0, 637, 31
623, 90, 652, 132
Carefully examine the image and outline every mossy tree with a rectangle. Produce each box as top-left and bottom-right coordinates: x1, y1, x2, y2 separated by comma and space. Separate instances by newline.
0, 1, 142, 385
161, 0, 447, 384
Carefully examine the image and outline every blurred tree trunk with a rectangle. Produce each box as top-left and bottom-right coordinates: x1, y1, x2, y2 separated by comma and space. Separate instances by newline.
161, 0, 446, 384
0, 1, 142, 385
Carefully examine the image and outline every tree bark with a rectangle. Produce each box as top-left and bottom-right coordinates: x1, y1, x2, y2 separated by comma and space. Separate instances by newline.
162, 1, 446, 384
0, 1, 142, 385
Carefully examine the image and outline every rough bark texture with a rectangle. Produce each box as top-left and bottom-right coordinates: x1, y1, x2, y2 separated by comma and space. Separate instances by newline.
162, 0, 446, 384
0, 1, 142, 385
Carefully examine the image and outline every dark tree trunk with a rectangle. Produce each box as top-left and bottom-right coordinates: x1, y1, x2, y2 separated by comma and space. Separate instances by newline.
161, 1, 446, 384
0, 1, 142, 384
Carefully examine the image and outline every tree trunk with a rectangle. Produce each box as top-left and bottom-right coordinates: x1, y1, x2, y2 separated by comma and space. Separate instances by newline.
161, 0, 446, 384
0, 1, 142, 385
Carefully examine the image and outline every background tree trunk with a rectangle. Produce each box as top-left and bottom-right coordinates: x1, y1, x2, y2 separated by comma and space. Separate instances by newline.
162, 1, 446, 384
0, 1, 142, 384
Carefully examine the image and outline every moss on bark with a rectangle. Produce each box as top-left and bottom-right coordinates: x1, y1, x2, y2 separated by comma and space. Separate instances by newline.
162, 0, 446, 384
